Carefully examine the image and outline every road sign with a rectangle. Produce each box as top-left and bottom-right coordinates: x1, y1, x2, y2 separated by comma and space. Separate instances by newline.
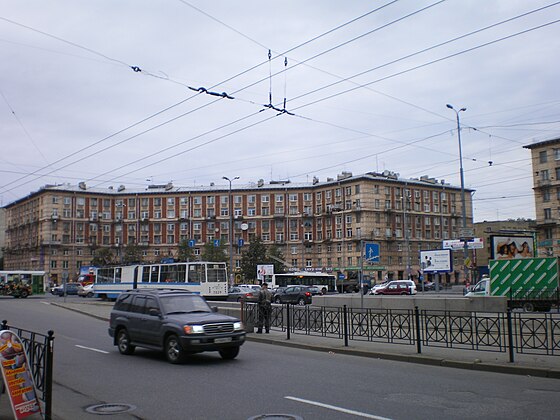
238, 239, 244, 247
188, 239, 195, 247
364, 242, 380, 263
213, 239, 220, 247
459, 227, 475, 239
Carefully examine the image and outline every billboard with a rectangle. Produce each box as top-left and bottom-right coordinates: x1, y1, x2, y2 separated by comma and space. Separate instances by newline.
490, 235, 534, 260
256, 264, 274, 282
420, 249, 452, 273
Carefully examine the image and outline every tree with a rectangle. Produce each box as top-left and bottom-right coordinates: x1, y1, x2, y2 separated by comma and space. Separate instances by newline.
177, 239, 195, 262
267, 244, 286, 274
201, 242, 228, 263
91, 247, 115, 266
239, 237, 286, 281
123, 243, 146, 264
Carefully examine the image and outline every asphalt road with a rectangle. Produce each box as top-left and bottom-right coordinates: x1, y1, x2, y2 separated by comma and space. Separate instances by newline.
3, 295, 560, 420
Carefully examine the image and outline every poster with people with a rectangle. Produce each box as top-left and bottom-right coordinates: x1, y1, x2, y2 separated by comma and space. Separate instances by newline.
0, 330, 42, 419
256, 264, 274, 283
491, 235, 534, 260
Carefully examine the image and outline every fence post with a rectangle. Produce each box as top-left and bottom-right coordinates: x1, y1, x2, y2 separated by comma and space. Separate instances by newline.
45, 330, 55, 420
415, 306, 422, 354
286, 304, 291, 340
507, 309, 515, 363
343, 305, 349, 347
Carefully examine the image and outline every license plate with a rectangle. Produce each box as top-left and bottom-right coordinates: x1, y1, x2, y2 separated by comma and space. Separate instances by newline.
214, 337, 232, 344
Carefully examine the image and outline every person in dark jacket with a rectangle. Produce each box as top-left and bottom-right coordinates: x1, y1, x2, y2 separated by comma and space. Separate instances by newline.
256, 282, 272, 333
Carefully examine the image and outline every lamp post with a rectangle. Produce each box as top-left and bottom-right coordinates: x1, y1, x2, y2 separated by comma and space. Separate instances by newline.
116, 202, 126, 264
446, 104, 469, 284
223, 176, 239, 286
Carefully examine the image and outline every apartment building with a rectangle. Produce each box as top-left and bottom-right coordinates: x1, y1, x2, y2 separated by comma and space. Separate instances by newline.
3, 171, 473, 285
524, 138, 560, 256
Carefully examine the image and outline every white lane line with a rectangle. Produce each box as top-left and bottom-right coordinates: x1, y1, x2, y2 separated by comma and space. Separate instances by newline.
285, 396, 393, 420
75, 345, 109, 354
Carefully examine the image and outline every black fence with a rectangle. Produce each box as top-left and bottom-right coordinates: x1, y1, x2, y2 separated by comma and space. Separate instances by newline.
1, 320, 54, 420
243, 304, 560, 361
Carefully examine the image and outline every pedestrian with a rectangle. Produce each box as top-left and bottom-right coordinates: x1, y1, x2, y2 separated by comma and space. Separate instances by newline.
256, 282, 272, 334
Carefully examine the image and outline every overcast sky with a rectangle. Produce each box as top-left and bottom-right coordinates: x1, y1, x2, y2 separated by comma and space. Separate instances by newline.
2, 0, 559, 222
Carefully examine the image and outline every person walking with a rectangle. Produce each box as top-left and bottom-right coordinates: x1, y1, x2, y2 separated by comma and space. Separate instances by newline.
256, 282, 272, 334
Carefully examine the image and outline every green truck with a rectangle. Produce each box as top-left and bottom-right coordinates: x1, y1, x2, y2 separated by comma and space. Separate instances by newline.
466, 257, 560, 311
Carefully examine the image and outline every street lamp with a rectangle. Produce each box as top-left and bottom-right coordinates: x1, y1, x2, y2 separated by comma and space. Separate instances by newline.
223, 176, 239, 286
446, 104, 469, 284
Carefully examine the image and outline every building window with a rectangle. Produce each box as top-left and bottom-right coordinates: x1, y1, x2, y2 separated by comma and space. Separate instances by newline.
543, 189, 551, 202
540, 150, 548, 163
544, 208, 552, 219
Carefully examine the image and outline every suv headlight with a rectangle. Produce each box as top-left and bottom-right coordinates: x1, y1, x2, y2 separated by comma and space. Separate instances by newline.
183, 325, 204, 334
234, 322, 243, 331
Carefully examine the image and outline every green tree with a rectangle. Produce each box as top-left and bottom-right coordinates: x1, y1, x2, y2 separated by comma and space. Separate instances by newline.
123, 243, 146, 264
268, 244, 286, 274
177, 239, 195, 262
91, 247, 115, 266
239, 237, 286, 281
201, 242, 228, 263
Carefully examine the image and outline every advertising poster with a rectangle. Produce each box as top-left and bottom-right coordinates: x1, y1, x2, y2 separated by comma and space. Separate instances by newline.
0, 330, 42, 419
490, 235, 534, 260
420, 249, 452, 273
256, 264, 274, 282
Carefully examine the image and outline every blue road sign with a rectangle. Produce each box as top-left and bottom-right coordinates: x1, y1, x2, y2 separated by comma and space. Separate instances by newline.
188, 239, 195, 247
238, 239, 244, 247
364, 242, 380, 263
214, 239, 220, 247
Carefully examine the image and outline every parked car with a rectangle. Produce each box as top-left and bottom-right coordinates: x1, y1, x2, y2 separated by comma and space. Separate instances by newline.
270, 286, 286, 300
273, 286, 313, 305
372, 280, 417, 295
237, 284, 261, 292
419, 281, 435, 291
108, 288, 246, 363
52, 283, 80, 296
227, 286, 259, 302
78, 283, 95, 298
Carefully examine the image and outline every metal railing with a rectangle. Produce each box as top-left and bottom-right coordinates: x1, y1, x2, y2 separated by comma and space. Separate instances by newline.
243, 304, 560, 361
1, 320, 54, 420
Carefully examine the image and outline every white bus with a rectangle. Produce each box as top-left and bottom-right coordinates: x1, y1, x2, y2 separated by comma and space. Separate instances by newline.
270, 272, 337, 294
93, 261, 229, 300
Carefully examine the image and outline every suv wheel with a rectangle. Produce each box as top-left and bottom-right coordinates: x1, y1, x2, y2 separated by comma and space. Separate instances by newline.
117, 329, 135, 355
165, 335, 185, 364
219, 346, 240, 360
274, 297, 281, 304
297, 298, 306, 305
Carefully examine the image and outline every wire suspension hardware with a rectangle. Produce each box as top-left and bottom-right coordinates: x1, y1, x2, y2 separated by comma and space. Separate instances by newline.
263, 51, 294, 115
187, 86, 234, 99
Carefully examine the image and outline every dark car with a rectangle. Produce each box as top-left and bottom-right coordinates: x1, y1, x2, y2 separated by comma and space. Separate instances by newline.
273, 286, 313, 305
108, 289, 245, 363
227, 286, 259, 302
52, 283, 80, 296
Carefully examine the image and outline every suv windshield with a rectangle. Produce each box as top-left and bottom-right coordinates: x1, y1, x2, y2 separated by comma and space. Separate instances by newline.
160, 295, 212, 315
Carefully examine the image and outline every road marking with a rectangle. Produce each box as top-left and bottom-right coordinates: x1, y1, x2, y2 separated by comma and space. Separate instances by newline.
75, 345, 109, 354
285, 396, 392, 420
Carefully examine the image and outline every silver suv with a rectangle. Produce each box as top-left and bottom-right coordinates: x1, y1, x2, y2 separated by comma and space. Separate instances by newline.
108, 289, 245, 363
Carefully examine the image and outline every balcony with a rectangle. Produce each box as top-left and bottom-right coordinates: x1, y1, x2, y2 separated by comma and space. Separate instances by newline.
536, 179, 552, 188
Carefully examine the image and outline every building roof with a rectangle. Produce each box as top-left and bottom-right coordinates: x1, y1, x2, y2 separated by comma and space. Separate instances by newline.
3, 170, 472, 208
523, 137, 560, 149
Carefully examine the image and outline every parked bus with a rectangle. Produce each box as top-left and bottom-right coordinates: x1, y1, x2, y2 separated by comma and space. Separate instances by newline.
270, 272, 337, 294
93, 261, 229, 300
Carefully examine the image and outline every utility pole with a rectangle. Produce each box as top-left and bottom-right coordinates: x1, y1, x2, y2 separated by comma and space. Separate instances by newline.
223, 176, 239, 286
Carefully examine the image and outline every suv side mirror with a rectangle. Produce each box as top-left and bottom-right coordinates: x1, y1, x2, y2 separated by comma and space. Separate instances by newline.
211, 306, 218, 313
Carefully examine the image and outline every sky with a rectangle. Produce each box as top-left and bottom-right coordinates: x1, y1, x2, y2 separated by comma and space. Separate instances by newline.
1, 0, 560, 222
